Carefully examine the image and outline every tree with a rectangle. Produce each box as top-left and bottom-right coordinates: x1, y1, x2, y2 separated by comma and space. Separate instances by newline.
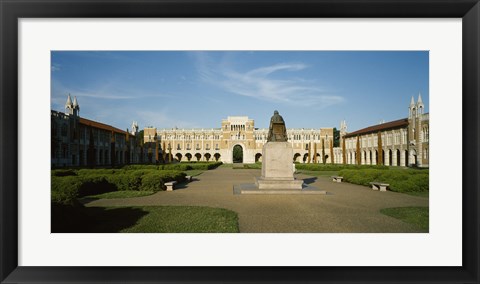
137, 130, 144, 164
377, 132, 383, 165
333, 127, 340, 147
342, 137, 346, 164
88, 127, 95, 168
330, 138, 334, 164
321, 139, 326, 164
307, 142, 311, 163
356, 136, 361, 165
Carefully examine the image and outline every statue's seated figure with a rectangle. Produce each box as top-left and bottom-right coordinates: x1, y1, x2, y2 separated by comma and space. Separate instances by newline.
267, 110, 288, 142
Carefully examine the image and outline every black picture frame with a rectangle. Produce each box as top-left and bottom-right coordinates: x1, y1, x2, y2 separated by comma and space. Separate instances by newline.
1, 0, 479, 283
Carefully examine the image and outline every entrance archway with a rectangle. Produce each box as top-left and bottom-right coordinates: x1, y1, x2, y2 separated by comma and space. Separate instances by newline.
410, 149, 417, 167
233, 145, 243, 163
255, 153, 262, 163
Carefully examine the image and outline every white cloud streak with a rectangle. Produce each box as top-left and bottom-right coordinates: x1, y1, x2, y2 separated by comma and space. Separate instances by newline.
193, 52, 345, 107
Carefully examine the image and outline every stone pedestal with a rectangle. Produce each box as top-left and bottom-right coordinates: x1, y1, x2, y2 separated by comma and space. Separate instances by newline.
255, 142, 304, 190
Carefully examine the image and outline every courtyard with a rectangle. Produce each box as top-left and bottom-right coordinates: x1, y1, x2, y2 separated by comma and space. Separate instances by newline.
80, 166, 428, 233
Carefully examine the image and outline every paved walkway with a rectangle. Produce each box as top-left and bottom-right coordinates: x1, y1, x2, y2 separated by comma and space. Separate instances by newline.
85, 167, 429, 233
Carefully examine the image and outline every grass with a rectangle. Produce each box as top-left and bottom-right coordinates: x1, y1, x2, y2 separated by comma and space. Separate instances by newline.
296, 170, 339, 177
403, 191, 429, 198
380, 206, 429, 232
121, 206, 239, 233
52, 205, 239, 233
84, 191, 155, 199
338, 168, 429, 194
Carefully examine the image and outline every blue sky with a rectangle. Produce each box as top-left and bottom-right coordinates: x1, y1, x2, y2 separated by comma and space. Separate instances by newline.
51, 51, 429, 132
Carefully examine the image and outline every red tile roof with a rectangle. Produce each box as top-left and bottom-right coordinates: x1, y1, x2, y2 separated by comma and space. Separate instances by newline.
344, 118, 409, 138
79, 117, 133, 136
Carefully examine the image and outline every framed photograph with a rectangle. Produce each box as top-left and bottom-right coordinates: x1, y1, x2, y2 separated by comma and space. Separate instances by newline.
1, 0, 479, 283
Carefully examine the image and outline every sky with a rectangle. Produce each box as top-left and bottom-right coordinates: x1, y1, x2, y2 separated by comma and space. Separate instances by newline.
51, 51, 429, 132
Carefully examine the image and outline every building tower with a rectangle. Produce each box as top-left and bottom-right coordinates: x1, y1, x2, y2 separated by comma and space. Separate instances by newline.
72, 96, 80, 117
131, 121, 139, 135
408, 94, 424, 166
65, 94, 73, 115
65, 94, 80, 117
339, 120, 347, 143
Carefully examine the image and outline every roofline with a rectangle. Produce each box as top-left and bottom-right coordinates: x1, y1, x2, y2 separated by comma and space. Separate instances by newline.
79, 117, 134, 137
343, 118, 409, 138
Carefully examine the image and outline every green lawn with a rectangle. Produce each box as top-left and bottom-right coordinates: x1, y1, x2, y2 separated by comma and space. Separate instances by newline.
296, 170, 339, 177
84, 191, 155, 199
52, 205, 239, 233
380, 206, 429, 232
121, 206, 239, 233
403, 191, 429, 198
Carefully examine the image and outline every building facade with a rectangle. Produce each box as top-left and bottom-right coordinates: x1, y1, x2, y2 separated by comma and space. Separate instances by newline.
51, 95, 141, 168
52, 94, 428, 168
334, 94, 429, 167
146, 116, 335, 164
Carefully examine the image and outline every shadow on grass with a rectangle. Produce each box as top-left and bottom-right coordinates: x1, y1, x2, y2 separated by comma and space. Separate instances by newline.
52, 204, 148, 233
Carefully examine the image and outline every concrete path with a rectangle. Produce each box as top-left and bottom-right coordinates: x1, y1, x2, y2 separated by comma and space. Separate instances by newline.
84, 167, 429, 233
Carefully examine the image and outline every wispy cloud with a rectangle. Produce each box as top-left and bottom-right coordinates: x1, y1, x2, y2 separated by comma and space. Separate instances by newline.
193, 52, 345, 107
51, 63, 61, 72
51, 79, 172, 104
135, 110, 201, 129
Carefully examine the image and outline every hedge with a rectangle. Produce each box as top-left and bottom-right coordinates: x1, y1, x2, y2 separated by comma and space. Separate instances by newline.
295, 164, 389, 171
52, 169, 186, 205
122, 162, 222, 171
338, 169, 429, 193
51, 176, 83, 206
52, 169, 77, 177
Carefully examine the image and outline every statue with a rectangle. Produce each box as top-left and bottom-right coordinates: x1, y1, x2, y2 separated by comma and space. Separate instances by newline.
267, 110, 288, 142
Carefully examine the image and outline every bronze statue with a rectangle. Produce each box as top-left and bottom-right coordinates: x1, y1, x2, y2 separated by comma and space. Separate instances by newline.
267, 110, 288, 142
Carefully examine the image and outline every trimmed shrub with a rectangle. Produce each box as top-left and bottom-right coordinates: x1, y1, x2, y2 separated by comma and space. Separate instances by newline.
77, 169, 118, 175
140, 170, 186, 192
122, 165, 159, 171
296, 164, 388, 171
122, 162, 222, 171
51, 168, 188, 206
51, 176, 82, 206
339, 169, 429, 193
52, 169, 77, 177
77, 175, 117, 197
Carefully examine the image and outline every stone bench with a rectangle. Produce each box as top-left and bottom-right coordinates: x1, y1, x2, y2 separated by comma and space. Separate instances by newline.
185, 176, 192, 182
370, 182, 389, 192
165, 181, 177, 191
331, 176, 343, 183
